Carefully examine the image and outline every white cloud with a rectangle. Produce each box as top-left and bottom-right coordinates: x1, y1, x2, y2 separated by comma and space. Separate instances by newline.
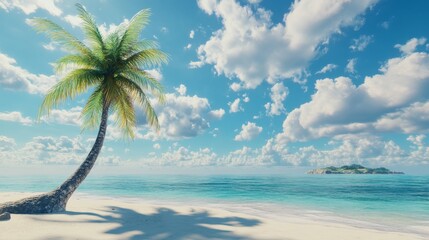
161, 27, 168, 33
99, 19, 130, 38
184, 43, 192, 50
220, 133, 414, 167
230, 82, 242, 92
194, 0, 377, 89
265, 82, 288, 116
0, 111, 33, 125
0, 0, 62, 16
235, 122, 262, 141
229, 98, 242, 113
189, 30, 195, 39
395, 37, 427, 55
209, 108, 225, 119
276, 49, 429, 143
175, 84, 187, 96
42, 42, 57, 51
381, 21, 389, 29
346, 58, 357, 73
41, 106, 82, 126
0, 52, 56, 94
64, 14, 83, 28
146, 68, 163, 81
2, 133, 428, 167
188, 61, 205, 69
0, 134, 127, 166
248, 0, 262, 4
142, 146, 218, 167
20, 136, 88, 165
0, 135, 16, 151
316, 64, 337, 74
139, 87, 222, 140
0, 136, 17, 164
374, 101, 429, 134
350, 35, 372, 51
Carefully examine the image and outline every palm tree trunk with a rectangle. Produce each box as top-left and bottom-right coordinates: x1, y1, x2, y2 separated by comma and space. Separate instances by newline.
0, 104, 110, 214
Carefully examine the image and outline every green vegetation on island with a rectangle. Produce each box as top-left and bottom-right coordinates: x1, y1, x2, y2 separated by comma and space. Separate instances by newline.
307, 164, 404, 174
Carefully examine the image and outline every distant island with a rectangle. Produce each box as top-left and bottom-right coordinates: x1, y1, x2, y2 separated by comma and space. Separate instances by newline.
307, 164, 404, 174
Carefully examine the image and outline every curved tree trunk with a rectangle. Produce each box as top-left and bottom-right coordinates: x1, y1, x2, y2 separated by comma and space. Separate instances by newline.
0, 104, 110, 214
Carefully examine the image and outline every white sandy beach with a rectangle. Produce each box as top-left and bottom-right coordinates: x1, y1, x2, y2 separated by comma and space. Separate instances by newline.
0, 192, 427, 240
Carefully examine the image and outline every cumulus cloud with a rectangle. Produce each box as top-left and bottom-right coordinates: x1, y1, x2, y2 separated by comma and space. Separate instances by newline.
0, 135, 16, 151
243, 95, 250, 103
175, 84, 187, 96
146, 69, 163, 81
0, 111, 33, 125
40, 106, 82, 126
193, 0, 377, 89
235, 122, 262, 141
138, 86, 222, 140
209, 108, 225, 119
265, 82, 288, 116
395, 37, 426, 55
374, 101, 429, 133
189, 30, 195, 39
350, 35, 372, 51
229, 98, 242, 113
316, 64, 337, 74
222, 134, 412, 167
98, 19, 130, 38
42, 42, 58, 51
0, 135, 127, 166
19, 136, 88, 165
64, 14, 83, 28
142, 146, 218, 166
137, 133, 426, 167
188, 61, 205, 69
346, 58, 357, 73
0, 136, 17, 164
0, 0, 62, 16
184, 43, 192, 50
276, 48, 429, 143
0, 52, 56, 94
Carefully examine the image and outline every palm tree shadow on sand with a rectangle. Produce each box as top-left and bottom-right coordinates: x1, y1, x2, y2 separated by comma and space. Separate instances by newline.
39, 206, 262, 240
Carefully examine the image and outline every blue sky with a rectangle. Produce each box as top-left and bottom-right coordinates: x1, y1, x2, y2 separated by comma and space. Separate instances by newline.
1, 0, 429, 173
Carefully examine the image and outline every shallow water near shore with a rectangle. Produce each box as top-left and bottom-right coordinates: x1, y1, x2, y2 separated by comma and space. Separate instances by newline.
1, 174, 428, 234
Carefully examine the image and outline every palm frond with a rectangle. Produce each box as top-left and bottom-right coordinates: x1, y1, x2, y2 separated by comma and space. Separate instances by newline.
30, 18, 91, 55
116, 75, 161, 130
36, 4, 167, 140
123, 49, 168, 69
111, 86, 136, 139
120, 69, 165, 103
39, 69, 103, 117
81, 86, 104, 130
75, 3, 105, 52
118, 9, 151, 56
54, 54, 101, 74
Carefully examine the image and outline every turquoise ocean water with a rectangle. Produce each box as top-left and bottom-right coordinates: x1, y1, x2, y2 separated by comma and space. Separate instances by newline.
1, 174, 428, 233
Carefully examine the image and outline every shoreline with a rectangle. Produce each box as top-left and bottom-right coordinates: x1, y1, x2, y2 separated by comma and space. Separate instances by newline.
1, 192, 427, 240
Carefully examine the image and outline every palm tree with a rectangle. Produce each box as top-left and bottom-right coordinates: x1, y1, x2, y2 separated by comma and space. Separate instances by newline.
0, 4, 167, 214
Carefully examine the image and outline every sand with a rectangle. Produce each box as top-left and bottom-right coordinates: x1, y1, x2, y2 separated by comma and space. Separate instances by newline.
0, 192, 427, 240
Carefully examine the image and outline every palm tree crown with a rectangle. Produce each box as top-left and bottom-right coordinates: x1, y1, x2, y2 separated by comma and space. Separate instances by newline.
34, 3, 168, 138
0, 3, 168, 215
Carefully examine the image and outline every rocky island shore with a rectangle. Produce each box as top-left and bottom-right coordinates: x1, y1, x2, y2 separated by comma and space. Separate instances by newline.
307, 164, 404, 174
